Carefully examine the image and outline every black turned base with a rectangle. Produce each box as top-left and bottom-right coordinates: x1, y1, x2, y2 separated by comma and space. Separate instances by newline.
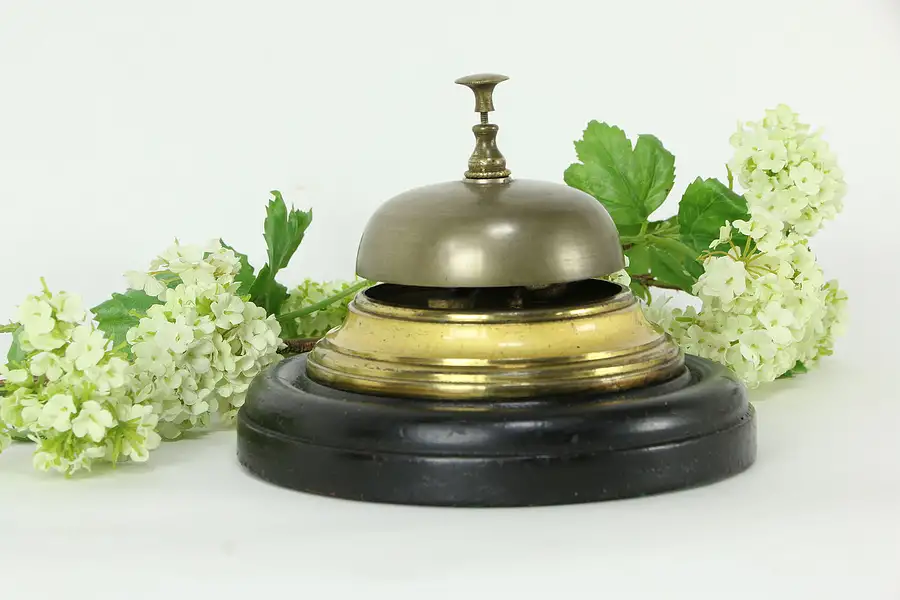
236, 355, 756, 507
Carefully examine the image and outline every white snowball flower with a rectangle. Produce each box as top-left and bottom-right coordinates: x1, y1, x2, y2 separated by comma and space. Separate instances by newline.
711, 222, 734, 248
1, 388, 42, 429
729, 105, 845, 236
149, 240, 239, 289
115, 403, 161, 462
757, 303, 794, 344
0, 364, 29, 384
153, 241, 204, 270
83, 356, 130, 393
721, 314, 753, 340
49, 292, 86, 323
211, 294, 245, 329
133, 340, 175, 377
126, 241, 282, 436
154, 318, 195, 354
17, 296, 55, 335
38, 393, 77, 432
240, 318, 279, 352
789, 161, 824, 196
71, 400, 115, 442
29, 351, 68, 381
645, 226, 845, 388
65, 325, 108, 371
25, 331, 69, 352
2, 284, 163, 474
737, 330, 777, 364
763, 104, 801, 131
755, 140, 788, 172
32, 451, 57, 472
694, 257, 747, 304
125, 270, 166, 297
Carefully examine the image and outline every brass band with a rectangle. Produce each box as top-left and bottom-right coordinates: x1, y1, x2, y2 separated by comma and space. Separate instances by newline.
306, 285, 685, 400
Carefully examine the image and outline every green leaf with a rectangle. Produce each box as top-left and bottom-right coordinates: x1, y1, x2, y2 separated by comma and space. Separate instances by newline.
6, 326, 28, 365
564, 122, 675, 227
264, 191, 312, 271
624, 243, 652, 275
779, 361, 809, 379
92, 290, 161, 351
646, 235, 703, 267
628, 279, 651, 302
249, 265, 289, 316
678, 178, 750, 253
633, 134, 676, 216
220, 240, 256, 296
625, 235, 703, 294
153, 271, 182, 290
616, 223, 644, 239
246, 191, 313, 316
646, 243, 700, 292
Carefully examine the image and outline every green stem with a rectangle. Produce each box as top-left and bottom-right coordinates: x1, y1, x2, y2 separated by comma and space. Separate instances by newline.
621, 218, 679, 247
645, 235, 701, 261
0, 323, 18, 334
276, 280, 373, 323
632, 274, 686, 292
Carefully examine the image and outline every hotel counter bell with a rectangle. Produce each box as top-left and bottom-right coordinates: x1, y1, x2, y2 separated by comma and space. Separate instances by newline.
236, 74, 756, 506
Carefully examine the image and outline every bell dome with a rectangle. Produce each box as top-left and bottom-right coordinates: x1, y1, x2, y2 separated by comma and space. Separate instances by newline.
356, 178, 624, 287
355, 73, 624, 288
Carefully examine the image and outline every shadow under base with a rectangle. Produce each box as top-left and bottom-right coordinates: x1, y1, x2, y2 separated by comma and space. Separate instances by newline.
237, 354, 756, 507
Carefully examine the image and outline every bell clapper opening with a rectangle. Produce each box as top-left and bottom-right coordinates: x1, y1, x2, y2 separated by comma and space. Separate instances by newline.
361, 279, 622, 312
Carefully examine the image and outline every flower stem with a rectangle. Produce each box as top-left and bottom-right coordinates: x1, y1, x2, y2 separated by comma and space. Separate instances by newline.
276, 280, 373, 323
632, 274, 686, 292
0, 323, 18, 334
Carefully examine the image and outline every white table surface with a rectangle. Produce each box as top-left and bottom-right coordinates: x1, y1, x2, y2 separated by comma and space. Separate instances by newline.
1, 349, 897, 599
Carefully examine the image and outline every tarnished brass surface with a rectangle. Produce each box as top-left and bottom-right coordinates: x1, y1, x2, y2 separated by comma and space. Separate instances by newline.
354, 73, 624, 288
356, 178, 625, 287
455, 74, 510, 179
455, 73, 507, 113
306, 282, 685, 400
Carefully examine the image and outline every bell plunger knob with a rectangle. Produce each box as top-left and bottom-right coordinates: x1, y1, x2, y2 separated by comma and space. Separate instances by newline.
455, 73, 511, 180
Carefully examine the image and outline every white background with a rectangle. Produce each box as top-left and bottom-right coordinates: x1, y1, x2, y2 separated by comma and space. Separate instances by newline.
1, 0, 899, 597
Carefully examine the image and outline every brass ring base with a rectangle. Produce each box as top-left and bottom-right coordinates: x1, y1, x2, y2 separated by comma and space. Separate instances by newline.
306, 284, 685, 400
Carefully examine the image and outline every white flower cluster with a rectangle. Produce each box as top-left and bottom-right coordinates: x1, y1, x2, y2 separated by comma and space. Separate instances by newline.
0, 285, 159, 474
643, 106, 848, 387
729, 104, 845, 237
647, 223, 847, 387
280, 279, 360, 339
126, 241, 282, 438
